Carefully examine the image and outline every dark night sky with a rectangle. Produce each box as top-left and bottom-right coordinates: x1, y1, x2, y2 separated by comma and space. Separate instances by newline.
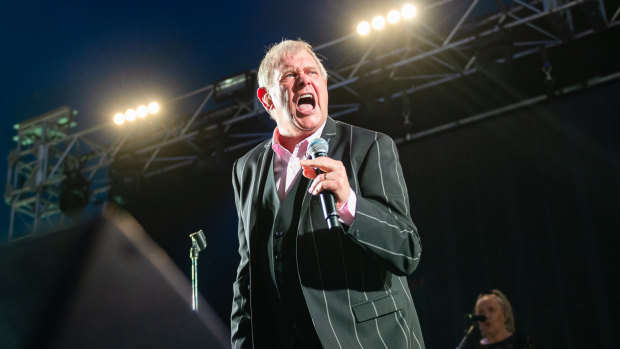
0, 0, 387, 239
0, 0, 502, 239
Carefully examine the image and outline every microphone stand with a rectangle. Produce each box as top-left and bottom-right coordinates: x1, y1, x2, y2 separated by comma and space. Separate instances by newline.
189, 229, 207, 312
455, 323, 476, 349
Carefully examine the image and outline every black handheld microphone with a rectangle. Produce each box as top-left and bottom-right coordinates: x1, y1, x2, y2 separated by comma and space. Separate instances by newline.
306, 138, 341, 230
465, 313, 487, 322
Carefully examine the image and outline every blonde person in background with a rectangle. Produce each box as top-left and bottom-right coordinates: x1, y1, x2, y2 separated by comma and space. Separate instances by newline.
465, 289, 536, 349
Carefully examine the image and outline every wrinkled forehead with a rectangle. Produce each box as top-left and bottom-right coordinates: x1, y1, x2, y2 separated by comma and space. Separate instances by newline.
275, 50, 319, 74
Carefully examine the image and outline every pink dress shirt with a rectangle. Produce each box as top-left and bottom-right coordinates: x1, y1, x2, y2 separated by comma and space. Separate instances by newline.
271, 124, 356, 226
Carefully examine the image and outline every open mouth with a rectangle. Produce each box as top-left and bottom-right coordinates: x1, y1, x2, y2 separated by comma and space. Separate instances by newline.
296, 93, 316, 113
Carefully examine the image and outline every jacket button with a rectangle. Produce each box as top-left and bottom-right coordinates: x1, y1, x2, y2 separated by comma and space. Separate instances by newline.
274, 231, 283, 238
353, 229, 360, 237
274, 253, 282, 261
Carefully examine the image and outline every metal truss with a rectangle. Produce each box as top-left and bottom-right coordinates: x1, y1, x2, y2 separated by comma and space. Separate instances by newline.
5, 0, 619, 238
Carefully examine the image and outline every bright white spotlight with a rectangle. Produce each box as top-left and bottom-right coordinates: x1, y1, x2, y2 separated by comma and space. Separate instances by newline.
371, 15, 386, 30
113, 113, 125, 125
357, 21, 371, 35
402, 4, 417, 19
136, 105, 147, 118
125, 109, 136, 122
147, 101, 160, 114
387, 10, 401, 24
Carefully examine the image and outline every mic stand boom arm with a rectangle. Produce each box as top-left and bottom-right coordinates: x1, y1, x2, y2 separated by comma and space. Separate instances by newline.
455, 323, 476, 349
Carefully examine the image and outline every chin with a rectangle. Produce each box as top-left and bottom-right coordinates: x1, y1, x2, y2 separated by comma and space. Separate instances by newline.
294, 114, 318, 125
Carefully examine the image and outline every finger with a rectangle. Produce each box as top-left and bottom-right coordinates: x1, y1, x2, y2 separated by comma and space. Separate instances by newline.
308, 171, 329, 194
308, 173, 324, 194
312, 171, 339, 193
302, 167, 318, 179
302, 158, 334, 169
300, 158, 337, 173
311, 176, 344, 197
309, 179, 326, 195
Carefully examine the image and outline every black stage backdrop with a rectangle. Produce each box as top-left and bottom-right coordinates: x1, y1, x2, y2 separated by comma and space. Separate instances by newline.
399, 79, 620, 348
126, 79, 619, 348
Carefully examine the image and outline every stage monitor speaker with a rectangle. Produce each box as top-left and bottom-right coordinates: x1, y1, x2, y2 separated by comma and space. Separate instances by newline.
0, 206, 230, 349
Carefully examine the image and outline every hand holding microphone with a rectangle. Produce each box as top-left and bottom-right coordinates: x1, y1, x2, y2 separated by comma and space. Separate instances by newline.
301, 138, 350, 230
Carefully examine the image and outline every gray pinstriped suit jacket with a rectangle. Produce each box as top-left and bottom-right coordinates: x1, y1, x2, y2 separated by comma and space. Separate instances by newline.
231, 117, 425, 348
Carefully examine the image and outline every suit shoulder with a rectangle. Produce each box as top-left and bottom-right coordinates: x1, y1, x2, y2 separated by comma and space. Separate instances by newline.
236, 139, 270, 165
232, 139, 269, 191
333, 120, 395, 145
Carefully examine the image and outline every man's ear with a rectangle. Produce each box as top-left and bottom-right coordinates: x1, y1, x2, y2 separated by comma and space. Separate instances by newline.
257, 87, 273, 111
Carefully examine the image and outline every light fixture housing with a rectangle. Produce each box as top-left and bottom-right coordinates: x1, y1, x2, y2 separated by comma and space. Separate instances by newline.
213, 71, 256, 103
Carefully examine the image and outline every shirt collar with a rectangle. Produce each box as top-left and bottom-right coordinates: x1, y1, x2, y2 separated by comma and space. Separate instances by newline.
271, 121, 327, 160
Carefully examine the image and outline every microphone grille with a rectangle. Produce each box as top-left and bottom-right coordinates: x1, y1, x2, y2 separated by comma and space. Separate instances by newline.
190, 229, 207, 251
307, 138, 329, 157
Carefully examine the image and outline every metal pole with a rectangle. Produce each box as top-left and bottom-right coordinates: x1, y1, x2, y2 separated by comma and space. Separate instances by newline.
455, 323, 476, 349
188, 229, 206, 312
190, 243, 200, 311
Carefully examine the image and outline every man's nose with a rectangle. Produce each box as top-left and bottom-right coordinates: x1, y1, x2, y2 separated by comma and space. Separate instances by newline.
297, 72, 310, 86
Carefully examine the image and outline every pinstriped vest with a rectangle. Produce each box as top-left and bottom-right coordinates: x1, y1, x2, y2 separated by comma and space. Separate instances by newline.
252, 154, 322, 348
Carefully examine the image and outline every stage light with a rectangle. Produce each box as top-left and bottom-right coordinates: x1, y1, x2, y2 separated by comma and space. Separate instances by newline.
387, 10, 401, 24
357, 21, 371, 35
125, 109, 136, 122
136, 105, 148, 118
112, 101, 159, 125
402, 4, 417, 19
355, 4, 420, 36
371, 15, 386, 30
113, 113, 125, 125
148, 101, 159, 114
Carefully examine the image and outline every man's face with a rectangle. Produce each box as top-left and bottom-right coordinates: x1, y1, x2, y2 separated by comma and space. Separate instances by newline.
268, 50, 328, 139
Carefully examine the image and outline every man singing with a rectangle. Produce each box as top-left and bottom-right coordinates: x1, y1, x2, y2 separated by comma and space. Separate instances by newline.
231, 39, 425, 349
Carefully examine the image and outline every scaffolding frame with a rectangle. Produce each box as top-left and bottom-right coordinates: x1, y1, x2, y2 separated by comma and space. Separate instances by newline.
5, 0, 618, 238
